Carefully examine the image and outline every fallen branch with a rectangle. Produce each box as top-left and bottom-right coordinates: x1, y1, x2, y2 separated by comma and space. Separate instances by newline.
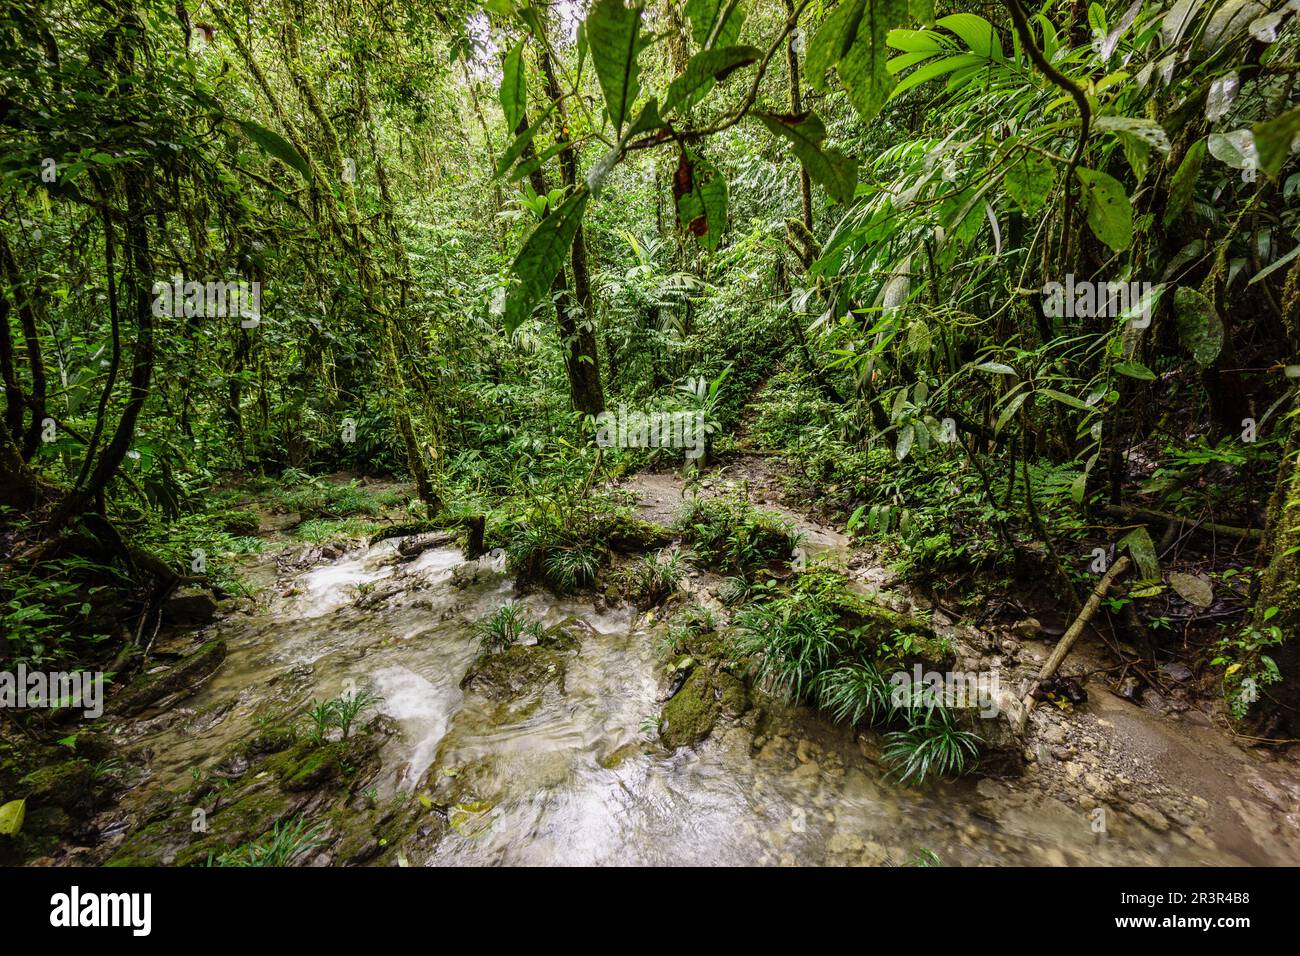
1016, 555, 1131, 733
1100, 504, 1263, 541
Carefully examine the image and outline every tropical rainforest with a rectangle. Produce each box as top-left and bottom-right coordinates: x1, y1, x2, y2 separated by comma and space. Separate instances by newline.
0, 0, 1298, 868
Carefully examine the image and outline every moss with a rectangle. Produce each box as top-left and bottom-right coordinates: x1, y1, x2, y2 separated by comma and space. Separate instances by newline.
111, 638, 227, 717
19, 759, 94, 811
602, 514, 676, 553
660, 668, 721, 749
460, 643, 568, 701
717, 671, 748, 717
242, 724, 297, 758
275, 740, 349, 792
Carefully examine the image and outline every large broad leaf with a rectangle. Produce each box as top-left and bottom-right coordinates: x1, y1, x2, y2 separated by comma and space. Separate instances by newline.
1163, 137, 1205, 225
838, 0, 908, 123
587, 0, 649, 134
1253, 105, 1300, 179
1119, 526, 1160, 582
0, 798, 24, 836
807, 0, 907, 123
664, 45, 759, 116
1076, 167, 1133, 252
807, 0, 868, 91
1005, 152, 1055, 215
1169, 571, 1214, 608
754, 111, 857, 204
499, 39, 528, 134
1173, 286, 1224, 367
685, 0, 745, 49
937, 12, 1003, 59
237, 119, 311, 181
504, 190, 589, 334
675, 152, 728, 250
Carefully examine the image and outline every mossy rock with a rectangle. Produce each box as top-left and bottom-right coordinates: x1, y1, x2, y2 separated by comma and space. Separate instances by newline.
110, 639, 226, 717
602, 514, 676, 553
459, 642, 569, 702
19, 759, 95, 812
242, 724, 297, 758
660, 668, 722, 749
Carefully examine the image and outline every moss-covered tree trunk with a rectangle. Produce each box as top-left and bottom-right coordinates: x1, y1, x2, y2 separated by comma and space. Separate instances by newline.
1256, 407, 1300, 732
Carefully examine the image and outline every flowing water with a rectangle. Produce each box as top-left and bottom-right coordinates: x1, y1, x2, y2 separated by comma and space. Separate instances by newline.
107, 536, 1278, 867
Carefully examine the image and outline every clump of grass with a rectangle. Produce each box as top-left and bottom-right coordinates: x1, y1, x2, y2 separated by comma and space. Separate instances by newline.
882, 708, 981, 784
616, 549, 688, 608
473, 601, 545, 653
730, 568, 979, 784
209, 815, 326, 867
301, 689, 384, 744
676, 493, 798, 578
294, 517, 380, 543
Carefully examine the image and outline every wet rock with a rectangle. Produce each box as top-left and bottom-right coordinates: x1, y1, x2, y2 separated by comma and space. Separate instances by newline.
1129, 802, 1170, 832
660, 668, 721, 750
1011, 617, 1043, 640
161, 590, 219, 628
111, 639, 227, 717
397, 532, 456, 559
459, 641, 570, 702
1115, 675, 1144, 703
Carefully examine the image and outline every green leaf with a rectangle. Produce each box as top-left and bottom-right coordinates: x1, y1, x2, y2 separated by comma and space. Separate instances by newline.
1119, 526, 1160, 581
1253, 105, 1300, 179
1163, 137, 1205, 226
1114, 360, 1156, 380
686, 0, 745, 49
1038, 388, 1091, 411
937, 12, 1003, 59
0, 798, 25, 837
504, 190, 589, 334
236, 119, 311, 181
909, 0, 934, 26
1172, 286, 1224, 367
587, 0, 649, 134
754, 111, 857, 204
807, 0, 867, 91
1076, 167, 1133, 252
499, 39, 528, 133
664, 45, 760, 116
888, 53, 983, 99
974, 360, 1017, 375
1004, 152, 1055, 216
838, 0, 909, 123
895, 421, 914, 460
494, 100, 558, 178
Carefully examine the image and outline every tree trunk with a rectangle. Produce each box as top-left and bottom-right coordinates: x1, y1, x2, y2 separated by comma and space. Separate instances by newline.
534, 21, 605, 416
1254, 409, 1300, 733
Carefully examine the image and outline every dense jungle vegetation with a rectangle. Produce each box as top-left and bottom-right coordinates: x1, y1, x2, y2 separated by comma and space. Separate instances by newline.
1, 0, 1299, 863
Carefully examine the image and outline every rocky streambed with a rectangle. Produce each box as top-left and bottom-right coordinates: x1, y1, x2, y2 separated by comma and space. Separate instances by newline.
12, 473, 1293, 868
